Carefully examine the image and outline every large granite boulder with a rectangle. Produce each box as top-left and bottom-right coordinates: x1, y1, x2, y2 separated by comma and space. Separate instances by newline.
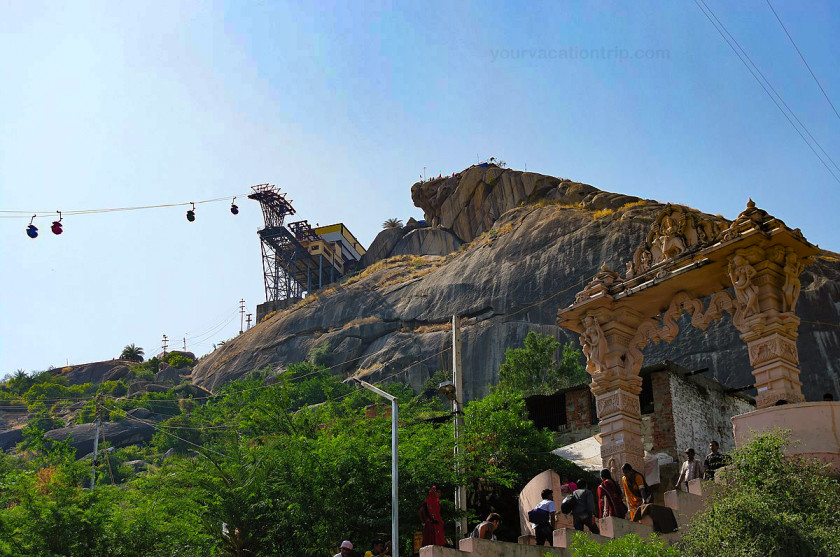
0, 429, 23, 451
390, 228, 463, 257
192, 169, 840, 402
59, 360, 133, 385
44, 420, 155, 457
359, 227, 409, 268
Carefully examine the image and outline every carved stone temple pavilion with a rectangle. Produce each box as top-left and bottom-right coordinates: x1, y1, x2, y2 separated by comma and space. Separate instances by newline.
557, 200, 840, 476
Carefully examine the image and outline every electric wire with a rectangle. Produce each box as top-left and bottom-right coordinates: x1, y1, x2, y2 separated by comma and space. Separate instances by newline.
121, 410, 227, 458
765, 0, 840, 124
696, 0, 840, 176
693, 0, 840, 184
183, 308, 241, 342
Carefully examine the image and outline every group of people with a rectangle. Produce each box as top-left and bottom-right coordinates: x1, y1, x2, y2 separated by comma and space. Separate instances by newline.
339, 442, 733, 554
528, 440, 731, 546
675, 440, 732, 490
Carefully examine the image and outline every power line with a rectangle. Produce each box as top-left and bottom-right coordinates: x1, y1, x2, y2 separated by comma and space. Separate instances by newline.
765, 0, 840, 124
693, 0, 840, 184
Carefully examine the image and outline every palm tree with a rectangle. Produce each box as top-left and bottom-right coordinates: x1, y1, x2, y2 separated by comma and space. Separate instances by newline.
382, 218, 403, 229
120, 344, 145, 363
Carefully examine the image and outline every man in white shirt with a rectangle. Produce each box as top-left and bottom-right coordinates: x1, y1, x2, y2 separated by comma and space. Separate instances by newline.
676, 448, 704, 491
532, 488, 556, 546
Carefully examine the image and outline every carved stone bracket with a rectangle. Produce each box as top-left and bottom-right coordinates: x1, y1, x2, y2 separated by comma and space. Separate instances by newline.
579, 314, 608, 374
782, 249, 814, 313
625, 290, 737, 376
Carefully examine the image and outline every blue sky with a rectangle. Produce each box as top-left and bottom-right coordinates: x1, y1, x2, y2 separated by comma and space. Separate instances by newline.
1, 0, 838, 374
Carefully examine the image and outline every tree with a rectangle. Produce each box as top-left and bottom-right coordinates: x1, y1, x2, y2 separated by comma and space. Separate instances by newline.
679, 430, 840, 556
120, 344, 145, 363
382, 218, 403, 229
497, 331, 587, 395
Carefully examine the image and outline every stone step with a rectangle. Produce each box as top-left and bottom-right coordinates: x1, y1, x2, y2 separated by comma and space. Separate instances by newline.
458, 537, 569, 556
664, 489, 706, 513
419, 545, 469, 557
553, 528, 610, 549
596, 516, 654, 539
664, 489, 707, 528
687, 478, 705, 496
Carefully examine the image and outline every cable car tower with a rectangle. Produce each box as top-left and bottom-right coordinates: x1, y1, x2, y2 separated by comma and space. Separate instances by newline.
249, 184, 368, 317
248, 184, 299, 301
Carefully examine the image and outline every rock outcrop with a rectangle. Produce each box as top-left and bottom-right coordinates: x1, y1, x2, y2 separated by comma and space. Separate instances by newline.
192, 166, 840, 402
410, 165, 641, 243
360, 225, 463, 268
44, 420, 155, 456
58, 360, 133, 385
0, 429, 23, 451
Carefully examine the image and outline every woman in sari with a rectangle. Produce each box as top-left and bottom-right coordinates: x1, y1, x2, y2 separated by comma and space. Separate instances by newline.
597, 469, 627, 519
419, 486, 446, 546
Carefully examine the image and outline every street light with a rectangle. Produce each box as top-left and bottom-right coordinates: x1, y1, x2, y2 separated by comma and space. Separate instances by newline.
355, 379, 399, 557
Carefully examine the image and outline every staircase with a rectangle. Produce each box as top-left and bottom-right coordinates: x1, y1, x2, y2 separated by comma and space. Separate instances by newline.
419, 478, 711, 557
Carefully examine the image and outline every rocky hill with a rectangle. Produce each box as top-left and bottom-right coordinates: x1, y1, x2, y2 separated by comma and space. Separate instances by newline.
192, 165, 840, 401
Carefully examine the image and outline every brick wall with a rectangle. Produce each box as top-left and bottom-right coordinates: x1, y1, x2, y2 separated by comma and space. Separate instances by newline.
669, 373, 754, 455
554, 388, 598, 445
648, 370, 678, 458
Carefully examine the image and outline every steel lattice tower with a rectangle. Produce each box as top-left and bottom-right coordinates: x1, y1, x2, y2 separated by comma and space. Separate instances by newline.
247, 184, 300, 302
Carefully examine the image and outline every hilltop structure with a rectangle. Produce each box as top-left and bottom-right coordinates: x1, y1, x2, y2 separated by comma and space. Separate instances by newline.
248, 184, 366, 321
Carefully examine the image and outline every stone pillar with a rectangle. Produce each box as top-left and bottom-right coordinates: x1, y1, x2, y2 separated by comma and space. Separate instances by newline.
729, 246, 807, 408
579, 309, 646, 472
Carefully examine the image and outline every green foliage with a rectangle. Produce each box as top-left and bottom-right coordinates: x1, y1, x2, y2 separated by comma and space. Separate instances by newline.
0, 437, 213, 556
23, 380, 95, 403
24, 401, 64, 432
565, 532, 679, 556
497, 331, 587, 395
131, 357, 160, 380
120, 343, 145, 363
679, 430, 840, 556
0, 358, 594, 555
308, 341, 332, 367
165, 352, 195, 369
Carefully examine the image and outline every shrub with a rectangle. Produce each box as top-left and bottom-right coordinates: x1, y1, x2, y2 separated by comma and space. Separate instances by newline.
165, 353, 195, 369
565, 531, 679, 556
679, 430, 840, 556
592, 208, 615, 220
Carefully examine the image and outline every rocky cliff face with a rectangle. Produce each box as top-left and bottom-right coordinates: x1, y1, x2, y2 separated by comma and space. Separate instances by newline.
192, 166, 840, 401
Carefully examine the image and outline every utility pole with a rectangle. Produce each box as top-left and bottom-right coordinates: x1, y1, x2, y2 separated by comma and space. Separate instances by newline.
239, 299, 246, 334
183, 336, 187, 351
452, 315, 467, 539
161, 335, 168, 360
90, 393, 102, 489
246, 313, 253, 330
